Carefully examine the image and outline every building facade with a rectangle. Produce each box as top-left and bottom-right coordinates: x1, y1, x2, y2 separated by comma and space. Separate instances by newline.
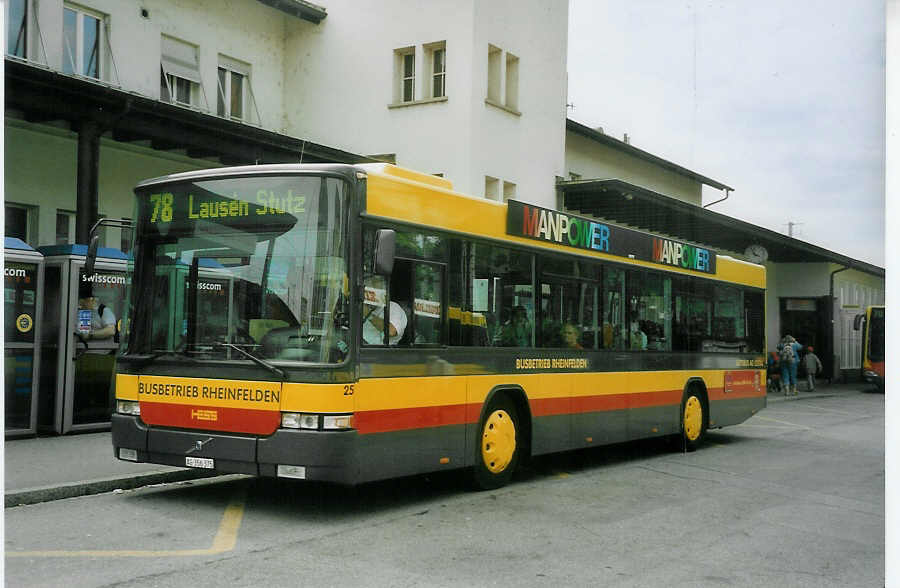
4, 0, 883, 423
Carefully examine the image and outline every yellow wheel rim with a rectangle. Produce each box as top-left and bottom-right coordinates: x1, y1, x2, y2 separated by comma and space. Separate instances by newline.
481, 409, 516, 474
683, 396, 702, 442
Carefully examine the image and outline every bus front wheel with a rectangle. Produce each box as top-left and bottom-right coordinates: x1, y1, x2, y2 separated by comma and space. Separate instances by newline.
473, 395, 520, 490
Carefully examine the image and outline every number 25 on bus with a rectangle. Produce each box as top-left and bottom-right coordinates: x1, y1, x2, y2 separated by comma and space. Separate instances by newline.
108, 163, 767, 490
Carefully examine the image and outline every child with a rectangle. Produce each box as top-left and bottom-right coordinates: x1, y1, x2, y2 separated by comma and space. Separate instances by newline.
802, 346, 823, 391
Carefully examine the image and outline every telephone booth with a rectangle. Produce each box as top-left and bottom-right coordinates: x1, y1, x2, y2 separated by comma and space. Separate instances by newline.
38, 245, 128, 434
5, 238, 44, 437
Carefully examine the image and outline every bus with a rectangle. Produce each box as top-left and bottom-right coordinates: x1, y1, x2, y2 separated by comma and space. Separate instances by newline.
854, 305, 885, 392
109, 163, 767, 489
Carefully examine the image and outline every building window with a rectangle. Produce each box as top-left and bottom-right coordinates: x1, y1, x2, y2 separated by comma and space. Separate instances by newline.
5, 203, 36, 245
56, 210, 76, 245
505, 52, 519, 111
217, 56, 252, 121
502, 181, 517, 203
487, 45, 501, 103
485, 176, 500, 201
63, 3, 104, 79
7, 0, 27, 58
425, 42, 446, 98
486, 44, 520, 114
160, 35, 202, 107
394, 47, 415, 103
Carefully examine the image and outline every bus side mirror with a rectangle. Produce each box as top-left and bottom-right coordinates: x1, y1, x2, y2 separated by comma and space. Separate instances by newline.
84, 234, 101, 276
853, 313, 865, 331
374, 229, 396, 276
84, 218, 132, 275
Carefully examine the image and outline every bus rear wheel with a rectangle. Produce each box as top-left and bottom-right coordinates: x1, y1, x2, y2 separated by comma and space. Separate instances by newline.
473, 395, 520, 490
681, 389, 707, 451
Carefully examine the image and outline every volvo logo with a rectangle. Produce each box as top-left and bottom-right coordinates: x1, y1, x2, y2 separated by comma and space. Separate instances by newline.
185, 437, 213, 454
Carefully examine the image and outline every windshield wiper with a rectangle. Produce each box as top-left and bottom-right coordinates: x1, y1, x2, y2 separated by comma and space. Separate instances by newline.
216, 343, 286, 380
127, 345, 195, 368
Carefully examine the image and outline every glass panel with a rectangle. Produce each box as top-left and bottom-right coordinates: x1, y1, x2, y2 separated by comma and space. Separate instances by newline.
217, 67, 226, 116
413, 264, 442, 344
231, 71, 243, 119
403, 78, 413, 102
744, 290, 764, 353
7, 0, 27, 57
869, 307, 884, 361
403, 53, 415, 77
38, 266, 61, 429
6, 349, 35, 429
432, 48, 445, 97
672, 278, 712, 352
175, 76, 191, 104
126, 176, 350, 364
82, 13, 100, 78
602, 266, 626, 350
72, 351, 115, 424
56, 212, 71, 244
474, 245, 532, 347
433, 73, 444, 98
73, 268, 127, 425
626, 271, 670, 351
713, 285, 743, 341
5, 205, 28, 241
539, 281, 596, 349
62, 8, 77, 74
5, 262, 38, 343
395, 230, 445, 260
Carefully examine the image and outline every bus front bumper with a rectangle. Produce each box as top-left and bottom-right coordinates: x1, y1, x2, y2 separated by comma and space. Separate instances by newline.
111, 414, 360, 485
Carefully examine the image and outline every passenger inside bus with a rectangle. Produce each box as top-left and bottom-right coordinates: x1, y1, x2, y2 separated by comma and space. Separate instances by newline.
561, 322, 584, 350
494, 305, 531, 347
630, 321, 647, 350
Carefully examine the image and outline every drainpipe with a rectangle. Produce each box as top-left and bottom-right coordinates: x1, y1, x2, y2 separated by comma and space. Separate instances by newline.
829, 266, 850, 383
703, 188, 730, 209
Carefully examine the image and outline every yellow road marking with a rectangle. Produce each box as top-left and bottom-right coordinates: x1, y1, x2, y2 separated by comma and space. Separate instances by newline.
7, 488, 246, 558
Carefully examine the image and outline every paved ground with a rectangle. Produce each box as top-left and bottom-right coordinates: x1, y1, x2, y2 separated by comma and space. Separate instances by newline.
4, 381, 885, 587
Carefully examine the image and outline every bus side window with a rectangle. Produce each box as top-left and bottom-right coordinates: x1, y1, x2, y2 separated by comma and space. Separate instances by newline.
412, 262, 443, 345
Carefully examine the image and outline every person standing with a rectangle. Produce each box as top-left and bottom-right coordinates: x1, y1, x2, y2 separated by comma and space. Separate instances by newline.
802, 346, 823, 391
76, 288, 117, 341
777, 335, 802, 396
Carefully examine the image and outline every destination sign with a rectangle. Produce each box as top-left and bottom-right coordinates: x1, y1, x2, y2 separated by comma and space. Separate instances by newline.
506, 200, 716, 274
146, 190, 305, 224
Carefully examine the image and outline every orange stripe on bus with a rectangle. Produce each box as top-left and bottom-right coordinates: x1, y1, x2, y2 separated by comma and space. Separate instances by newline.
354, 404, 468, 434
355, 387, 763, 435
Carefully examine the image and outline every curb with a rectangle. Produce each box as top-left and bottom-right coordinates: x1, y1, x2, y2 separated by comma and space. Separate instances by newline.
5, 469, 219, 508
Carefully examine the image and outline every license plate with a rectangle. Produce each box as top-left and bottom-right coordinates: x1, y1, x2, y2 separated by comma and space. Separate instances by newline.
185, 456, 214, 469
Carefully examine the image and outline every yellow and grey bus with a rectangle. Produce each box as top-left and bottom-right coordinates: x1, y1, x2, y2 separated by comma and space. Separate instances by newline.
111, 163, 766, 489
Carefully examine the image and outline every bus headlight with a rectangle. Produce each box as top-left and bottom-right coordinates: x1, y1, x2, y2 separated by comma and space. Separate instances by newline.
323, 414, 353, 430
117, 400, 140, 416
281, 413, 353, 430
282, 413, 319, 429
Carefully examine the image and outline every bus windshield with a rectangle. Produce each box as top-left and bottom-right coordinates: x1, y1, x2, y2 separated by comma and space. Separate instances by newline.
124, 174, 350, 365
